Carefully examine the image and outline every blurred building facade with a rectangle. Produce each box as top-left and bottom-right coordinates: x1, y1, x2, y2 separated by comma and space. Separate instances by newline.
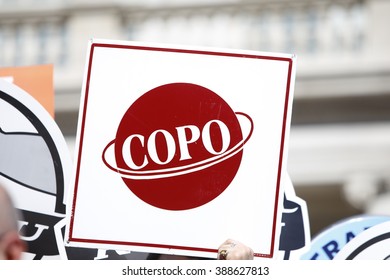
1, 0, 390, 235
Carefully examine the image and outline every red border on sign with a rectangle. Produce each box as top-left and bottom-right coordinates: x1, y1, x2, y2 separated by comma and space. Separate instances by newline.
68, 42, 294, 259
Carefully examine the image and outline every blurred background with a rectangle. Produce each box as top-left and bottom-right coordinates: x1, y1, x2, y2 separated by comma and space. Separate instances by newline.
1, 0, 390, 237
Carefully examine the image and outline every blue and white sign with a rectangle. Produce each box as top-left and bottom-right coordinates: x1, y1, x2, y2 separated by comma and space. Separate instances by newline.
301, 215, 390, 260
334, 220, 390, 260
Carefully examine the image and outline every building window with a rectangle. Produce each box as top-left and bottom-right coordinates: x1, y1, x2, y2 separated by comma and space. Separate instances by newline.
306, 8, 318, 54
61, 22, 68, 65
37, 22, 49, 64
283, 10, 295, 53
0, 28, 3, 65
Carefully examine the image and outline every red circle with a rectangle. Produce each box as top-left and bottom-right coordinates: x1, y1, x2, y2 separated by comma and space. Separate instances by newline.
114, 83, 243, 210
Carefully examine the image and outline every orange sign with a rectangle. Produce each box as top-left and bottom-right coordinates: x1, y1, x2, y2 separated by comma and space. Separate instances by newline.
0, 64, 54, 117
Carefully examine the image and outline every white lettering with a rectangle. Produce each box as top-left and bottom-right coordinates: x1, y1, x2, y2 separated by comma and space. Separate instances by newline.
202, 120, 230, 155
147, 129, 175, 165
176, 125, 200, 161
121, 120, 231, 168
122, 134, 148, 170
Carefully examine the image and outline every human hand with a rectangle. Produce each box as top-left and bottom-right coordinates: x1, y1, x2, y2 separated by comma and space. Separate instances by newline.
217, 239, 254, 260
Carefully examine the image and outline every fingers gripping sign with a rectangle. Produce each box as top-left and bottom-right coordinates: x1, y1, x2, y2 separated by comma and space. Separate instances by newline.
217, 239, 254, 260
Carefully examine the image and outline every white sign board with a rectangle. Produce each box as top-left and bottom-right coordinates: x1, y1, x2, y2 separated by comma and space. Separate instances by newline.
65, 39, 296, 259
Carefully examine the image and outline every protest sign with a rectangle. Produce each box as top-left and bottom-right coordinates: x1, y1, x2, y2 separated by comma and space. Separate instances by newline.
65, 39, 296, 259
301, 215, 390, 260
334, 220, 390, 260
0, 78, 71, 259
